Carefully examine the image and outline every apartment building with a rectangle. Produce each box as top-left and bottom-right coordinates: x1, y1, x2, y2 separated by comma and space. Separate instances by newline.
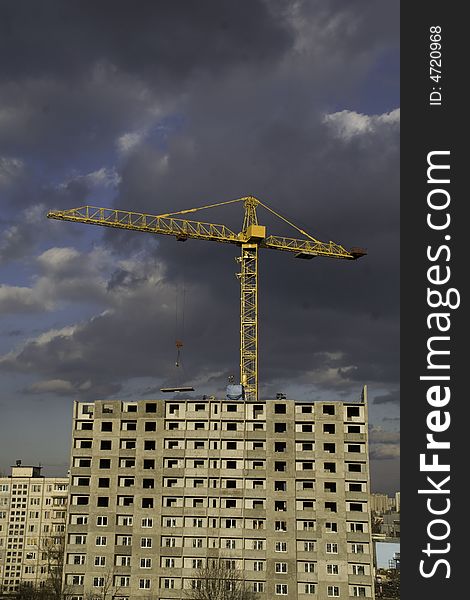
63, 392, 375, 599
0, 464, 69, 596
370, 495, 393, 515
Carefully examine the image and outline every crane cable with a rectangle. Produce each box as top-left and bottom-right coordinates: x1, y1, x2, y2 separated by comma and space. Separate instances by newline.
156, 196, 328, 244
155, 197, 245, 219
174, 278, 186, 372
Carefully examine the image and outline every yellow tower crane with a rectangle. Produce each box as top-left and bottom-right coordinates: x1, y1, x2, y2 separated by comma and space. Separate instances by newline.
47, 196, 366, 402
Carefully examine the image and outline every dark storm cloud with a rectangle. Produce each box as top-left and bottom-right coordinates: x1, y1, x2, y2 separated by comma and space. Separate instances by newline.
0, 103, 399, 397
0, 0, 294, 169
369, 427, 400, 463
374, 389, 400, 404
369, 427, 400, 445
106, 267, 148, 292
0, 263, 234, 398
0, 2, 399, 488
0, 163, 95, 255
0, 0, 293, 84
100, 95, 399, 392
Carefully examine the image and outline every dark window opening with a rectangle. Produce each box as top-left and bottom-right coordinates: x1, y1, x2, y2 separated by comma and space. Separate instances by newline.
348, 444, 361, 453
347, 406, 361, 418
348, 463, 362, 472
349, 483, 363, 492
348, 425, 361, 433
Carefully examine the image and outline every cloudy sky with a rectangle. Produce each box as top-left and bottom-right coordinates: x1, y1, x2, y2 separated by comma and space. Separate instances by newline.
0, 1, 399, 493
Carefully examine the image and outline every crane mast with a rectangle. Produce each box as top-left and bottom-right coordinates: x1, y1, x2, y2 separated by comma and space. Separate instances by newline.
47, 196, 365, 401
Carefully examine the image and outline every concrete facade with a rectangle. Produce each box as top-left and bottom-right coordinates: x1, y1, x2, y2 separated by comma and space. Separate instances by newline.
63, 395, 375, 599
0, 465, 69, 596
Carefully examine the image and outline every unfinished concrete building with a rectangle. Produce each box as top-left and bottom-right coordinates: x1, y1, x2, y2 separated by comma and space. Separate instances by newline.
63, 393, 374, 599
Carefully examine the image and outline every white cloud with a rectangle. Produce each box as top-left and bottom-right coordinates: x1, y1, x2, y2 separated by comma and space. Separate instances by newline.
117, 128, 149, 155
302, 364, 358, 389
58, 166, 121, 190
37, 247, 81, 270
33, 326, 77, 346
0, 284, 52, 313
0, 246, 112, 314
86, 166, 121, 188
323, 108, 400, 140
25, 379, 75, 395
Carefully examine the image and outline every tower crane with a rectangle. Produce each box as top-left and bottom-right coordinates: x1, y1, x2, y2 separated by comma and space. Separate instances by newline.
47, 196, 366, 402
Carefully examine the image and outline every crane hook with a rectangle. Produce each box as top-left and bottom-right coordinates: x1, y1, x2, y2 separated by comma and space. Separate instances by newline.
175, 340, 183, 367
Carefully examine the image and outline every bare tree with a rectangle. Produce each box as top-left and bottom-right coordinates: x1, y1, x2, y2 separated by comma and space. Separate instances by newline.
40, 533, 66, 600
12, 583, 50, 600
83, 568, 122, 600
184, 559, 256, 600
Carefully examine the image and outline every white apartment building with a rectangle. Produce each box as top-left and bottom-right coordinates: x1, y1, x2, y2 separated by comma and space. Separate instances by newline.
63, 392, 375, 599
0, 464, 69, 596
370, 495, 393, 515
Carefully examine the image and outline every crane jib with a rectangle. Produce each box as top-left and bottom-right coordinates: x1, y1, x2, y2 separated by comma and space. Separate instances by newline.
47, 197, 366, 401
